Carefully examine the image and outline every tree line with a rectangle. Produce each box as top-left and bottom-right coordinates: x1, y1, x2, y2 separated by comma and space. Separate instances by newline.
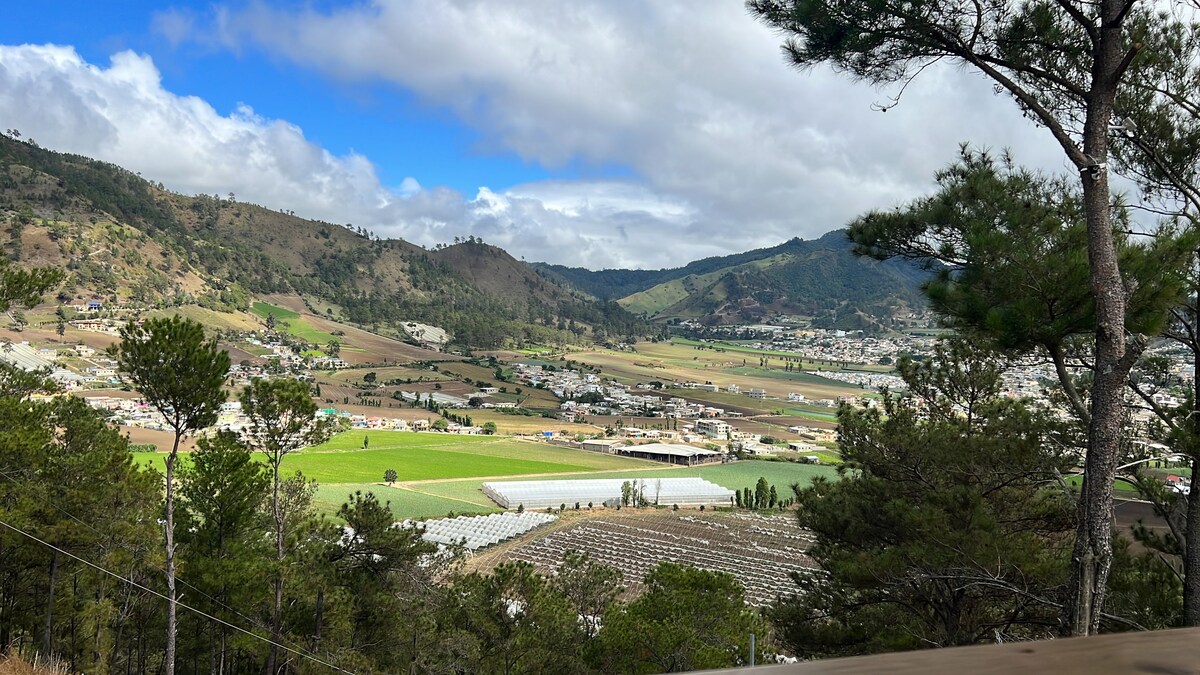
0, 307, 767, 672
751, 0, 1200, 641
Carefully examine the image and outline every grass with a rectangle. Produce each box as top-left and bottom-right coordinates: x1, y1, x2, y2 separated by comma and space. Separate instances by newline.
670, 338, 894, 372
780, 406, 840, 422
250, 301, 300, 321
142, 430, 657, 485
1064, 475, 1143, 496
726, 366, 854, 386
467, 409, 599, 435
313, 482, 500, 520
142, 430, 662, 519
250, 301, 341, 345
414, 460, 838, 507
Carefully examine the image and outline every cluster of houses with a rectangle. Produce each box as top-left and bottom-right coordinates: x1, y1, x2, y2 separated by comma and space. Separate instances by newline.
81, 396, 487, 437
749, 330, 938, 367
236, 338, 349, 371
0, 341, 118, 390
809, 369, 906, 391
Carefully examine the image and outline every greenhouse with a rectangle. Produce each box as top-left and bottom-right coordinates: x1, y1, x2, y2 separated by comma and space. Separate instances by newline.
482, 477, 735, 509
402, 511, 557, 550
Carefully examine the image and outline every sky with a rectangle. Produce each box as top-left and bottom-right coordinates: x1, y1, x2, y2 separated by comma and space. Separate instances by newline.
0, 1, 1070, 269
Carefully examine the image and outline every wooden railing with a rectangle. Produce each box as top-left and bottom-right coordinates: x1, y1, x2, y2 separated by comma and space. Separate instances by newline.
702, 627, 1200, 674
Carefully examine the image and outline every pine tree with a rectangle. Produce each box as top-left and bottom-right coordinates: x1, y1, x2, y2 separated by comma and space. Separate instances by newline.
112, 317, 229, 675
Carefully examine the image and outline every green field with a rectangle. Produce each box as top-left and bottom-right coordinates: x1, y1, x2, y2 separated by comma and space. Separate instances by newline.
313, 483, 501, 520
780, 406, 839, 422
671, 338, 893, 372
250, 301, 341, 344
412, 460, 838, 509
726, 366, 855, 387
143, 430, 661, 519
142, 432, 833, 520
250, 301, 300, 321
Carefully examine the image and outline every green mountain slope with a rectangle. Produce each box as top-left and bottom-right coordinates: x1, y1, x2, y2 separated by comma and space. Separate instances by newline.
538, 231, 927, 327
0, 135, 649, 348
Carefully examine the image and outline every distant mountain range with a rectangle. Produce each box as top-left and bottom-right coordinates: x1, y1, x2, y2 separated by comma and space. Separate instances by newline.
0, 134, 925, 346
535, 232, 927, 330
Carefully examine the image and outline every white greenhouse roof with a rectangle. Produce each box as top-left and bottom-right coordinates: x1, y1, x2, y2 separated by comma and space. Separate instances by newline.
482, 477, 735, 509
402, 511, 556, 551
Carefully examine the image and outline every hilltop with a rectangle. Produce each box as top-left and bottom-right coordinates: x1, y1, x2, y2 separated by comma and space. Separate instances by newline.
0, 135, 649, 348
535, 232, 927, 329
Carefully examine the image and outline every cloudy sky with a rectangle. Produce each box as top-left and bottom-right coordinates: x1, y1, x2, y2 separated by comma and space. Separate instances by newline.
0, 1, 1067, 269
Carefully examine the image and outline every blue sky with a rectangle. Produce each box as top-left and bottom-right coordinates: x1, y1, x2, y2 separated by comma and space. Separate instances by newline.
0, 1, 1056, 268
0, 0, 586, 194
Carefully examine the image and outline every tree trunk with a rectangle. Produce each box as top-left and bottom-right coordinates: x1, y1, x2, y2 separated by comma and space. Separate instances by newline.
41, 549, 58, 656
1184, 277, 1200, 626
312, 587, 323, 651
1184, 456, 1200, 625
266, 458, 283, 675
165, 436, 180, 675
1064, 0, 1128, 637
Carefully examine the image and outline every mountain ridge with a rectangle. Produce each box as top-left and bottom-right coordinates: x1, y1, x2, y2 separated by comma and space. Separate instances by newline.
0, 135, 649, 348
534, 231, 927, 328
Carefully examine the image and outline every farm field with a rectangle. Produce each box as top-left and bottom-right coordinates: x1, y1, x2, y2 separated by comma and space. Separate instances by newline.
436, 362, 504, 383
670, 338, 894, 372
148, 305, 263, 333
313, 482, 501, 520
141, 430, 663, 519
250, 296, 449, 364
567, 342, 860, 401
321, 366, 451, 385
251, 301, 341, 345
474, 510, 818, 606
412, 460, 836, 510
466, 409, 599, 435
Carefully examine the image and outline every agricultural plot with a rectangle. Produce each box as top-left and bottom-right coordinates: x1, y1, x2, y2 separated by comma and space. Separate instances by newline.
313, 483, 497, 520
568, 343, 859, 401
466, 409, 599, 436
670, 338, 894, 372
145, 431, 663, 519
251, 301, 342, 345
492, 511, 819, 606
413, 460, 836, 511
436, 362, 504, 384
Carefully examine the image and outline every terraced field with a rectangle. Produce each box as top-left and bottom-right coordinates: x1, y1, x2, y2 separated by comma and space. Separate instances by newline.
477, 510, 820, 606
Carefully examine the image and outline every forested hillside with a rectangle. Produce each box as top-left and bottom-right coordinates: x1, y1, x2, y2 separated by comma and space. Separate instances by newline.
0, 136, 650, 348
539, 231, 926, 327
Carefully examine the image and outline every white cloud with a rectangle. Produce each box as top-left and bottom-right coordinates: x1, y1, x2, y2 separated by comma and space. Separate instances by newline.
0, 43, 698, 267
1, 0, 1077, 268
171, 0, 1072, 265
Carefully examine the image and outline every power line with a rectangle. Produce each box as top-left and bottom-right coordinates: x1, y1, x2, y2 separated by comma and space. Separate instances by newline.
0, 467, 328, 669
0, 515, 355, 674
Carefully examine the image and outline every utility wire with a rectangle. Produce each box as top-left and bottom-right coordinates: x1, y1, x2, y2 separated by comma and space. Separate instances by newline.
0, 466, 330, 669
0, 461, 316, 658
0, 516, 355, 674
